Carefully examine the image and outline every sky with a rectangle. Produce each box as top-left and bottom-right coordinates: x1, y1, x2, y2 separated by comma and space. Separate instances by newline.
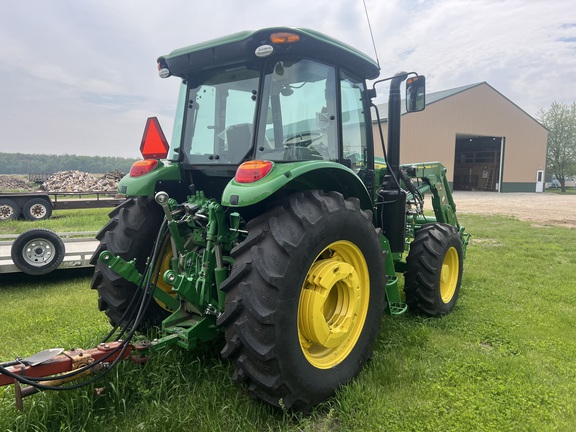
0, 0, 574, 159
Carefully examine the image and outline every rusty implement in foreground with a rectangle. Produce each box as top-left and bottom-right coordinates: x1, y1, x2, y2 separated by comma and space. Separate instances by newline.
0, 341, 149, 410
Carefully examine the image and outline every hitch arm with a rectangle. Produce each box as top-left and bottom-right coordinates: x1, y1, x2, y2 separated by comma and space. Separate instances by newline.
0, 341, 143, 410
0, 341, 133, 388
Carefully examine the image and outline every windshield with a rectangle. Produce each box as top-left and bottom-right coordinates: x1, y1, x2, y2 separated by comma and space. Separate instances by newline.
255, 59, 337, 162
177, 59, 339, 165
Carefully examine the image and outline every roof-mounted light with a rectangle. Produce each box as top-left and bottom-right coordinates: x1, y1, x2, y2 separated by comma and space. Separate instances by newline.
140, 117, 170, 159
235, 160, 273, 183
157, 60, 171, 78
270, 32, 301, 44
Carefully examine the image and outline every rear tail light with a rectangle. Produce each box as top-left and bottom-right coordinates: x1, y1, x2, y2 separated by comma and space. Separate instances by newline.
130, 159, 158, 177
235, 160, 273, 183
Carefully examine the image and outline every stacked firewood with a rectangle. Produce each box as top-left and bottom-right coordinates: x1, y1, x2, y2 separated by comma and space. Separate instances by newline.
40, 171, 126, 192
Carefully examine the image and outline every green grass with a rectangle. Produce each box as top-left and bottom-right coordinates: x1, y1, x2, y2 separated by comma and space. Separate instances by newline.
1, 214, 576, 431
545, 186, 576, 195
0, 208, 111, 236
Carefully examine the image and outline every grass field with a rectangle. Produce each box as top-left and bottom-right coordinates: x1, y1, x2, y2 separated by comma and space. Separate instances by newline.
0, 208, 111, 236
1, 213, 575, 431
545, 186, 576, 195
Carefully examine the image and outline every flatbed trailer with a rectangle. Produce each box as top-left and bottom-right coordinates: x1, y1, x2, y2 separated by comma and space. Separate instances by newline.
0, 192, 123, 221
0, 231, 98, 275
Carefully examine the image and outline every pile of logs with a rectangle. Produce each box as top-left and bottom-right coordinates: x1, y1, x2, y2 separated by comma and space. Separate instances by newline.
40, 170, 126, 192
0, 176, 35, 191
88, 170, 125, 191
0, 171, 126, 193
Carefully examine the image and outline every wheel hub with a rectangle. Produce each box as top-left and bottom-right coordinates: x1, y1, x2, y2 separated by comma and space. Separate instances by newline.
153, 237, 177, 311
299, 260, 360, 348
0, 206, 13, 219
31, 205, 46, 218
441, 264, 450, 283
440, 246, 459, 303
298, 240, 370, 369
24, 241, 53, 265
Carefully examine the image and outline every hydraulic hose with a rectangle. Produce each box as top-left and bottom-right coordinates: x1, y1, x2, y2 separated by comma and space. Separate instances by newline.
0, 218, 170, 391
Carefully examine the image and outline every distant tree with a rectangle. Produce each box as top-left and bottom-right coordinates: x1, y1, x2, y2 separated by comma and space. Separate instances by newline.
537, 101, 576, 192
0, 153, 137, 175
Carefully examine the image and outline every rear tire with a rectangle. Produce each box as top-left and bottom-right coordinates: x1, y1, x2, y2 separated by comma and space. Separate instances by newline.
23, 198, 53, 221
90, 197, 169, 328
11, 229, 65, 275
217, 191, 386, 411
404, 223, 463, 316
0, 199, 19, 221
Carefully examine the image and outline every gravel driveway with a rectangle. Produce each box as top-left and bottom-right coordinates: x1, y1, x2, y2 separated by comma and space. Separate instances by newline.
451, 191, 576, 228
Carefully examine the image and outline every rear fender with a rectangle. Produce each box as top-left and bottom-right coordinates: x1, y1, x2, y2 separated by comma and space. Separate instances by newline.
221, 161, 372, 210
117, 161, 184, 198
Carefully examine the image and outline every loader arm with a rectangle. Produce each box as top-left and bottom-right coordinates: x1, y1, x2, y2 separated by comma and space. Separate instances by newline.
403, 162, 458, 225
401, 162, 470, 254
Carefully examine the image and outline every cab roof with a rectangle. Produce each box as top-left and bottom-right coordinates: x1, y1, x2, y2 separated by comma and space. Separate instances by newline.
158, 27, 380, 80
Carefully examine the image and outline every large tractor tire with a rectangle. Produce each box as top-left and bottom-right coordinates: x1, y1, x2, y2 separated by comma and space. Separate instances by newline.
404, 223, 463, 316
217, 191, 387, 411
90, 197, 169, 328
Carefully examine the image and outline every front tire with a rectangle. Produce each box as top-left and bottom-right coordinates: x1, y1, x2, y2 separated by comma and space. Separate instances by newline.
217, 191, 386, 411
404, 223, 463, 316
90, 197, 169, 328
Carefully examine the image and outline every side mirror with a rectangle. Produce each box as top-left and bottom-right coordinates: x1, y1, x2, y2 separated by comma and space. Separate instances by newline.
406, 75, 426, 112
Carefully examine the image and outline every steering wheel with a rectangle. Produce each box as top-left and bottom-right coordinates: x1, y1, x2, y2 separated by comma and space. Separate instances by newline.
283, 132, 323, 147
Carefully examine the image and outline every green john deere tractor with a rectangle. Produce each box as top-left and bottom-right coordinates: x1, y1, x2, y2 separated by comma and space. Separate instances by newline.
91, 27, 470, 411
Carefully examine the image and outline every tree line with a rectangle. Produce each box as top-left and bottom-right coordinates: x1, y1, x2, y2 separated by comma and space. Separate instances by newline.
0, 153, 138, 175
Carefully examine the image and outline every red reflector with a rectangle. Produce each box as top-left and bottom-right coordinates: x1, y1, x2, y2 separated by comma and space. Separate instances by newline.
140, 117, 169, 159
130, 159, 158, 177
235, 160, 273, 183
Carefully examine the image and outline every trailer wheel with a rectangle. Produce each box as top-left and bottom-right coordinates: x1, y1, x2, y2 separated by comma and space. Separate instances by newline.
23, 198, 53, 221
11, 229, 65, 275
0, 198, 19, 221
90, 197, 169, 328
218, 191, 386, 411
404, 223, 463, 316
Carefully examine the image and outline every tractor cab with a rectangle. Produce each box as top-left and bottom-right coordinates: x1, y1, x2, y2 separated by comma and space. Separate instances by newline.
130, 27, 426, 212
168, 54, 368, 169
136, 29, 386, 199
154, 29, 378, 198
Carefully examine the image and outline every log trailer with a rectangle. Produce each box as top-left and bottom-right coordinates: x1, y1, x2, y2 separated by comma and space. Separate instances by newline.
0, 27, 470, 412
0, 192, 122, 221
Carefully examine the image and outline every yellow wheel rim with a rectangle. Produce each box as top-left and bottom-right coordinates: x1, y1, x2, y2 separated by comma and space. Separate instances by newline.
153, 237, 176, 311
298, 240, 370, 369
440, 246, 459, 303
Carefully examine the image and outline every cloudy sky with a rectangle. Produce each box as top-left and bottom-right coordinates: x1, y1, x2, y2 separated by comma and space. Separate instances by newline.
1, 0, 574, 158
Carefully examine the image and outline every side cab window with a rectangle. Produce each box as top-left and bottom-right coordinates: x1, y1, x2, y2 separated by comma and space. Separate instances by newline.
340, 72, 368, 172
